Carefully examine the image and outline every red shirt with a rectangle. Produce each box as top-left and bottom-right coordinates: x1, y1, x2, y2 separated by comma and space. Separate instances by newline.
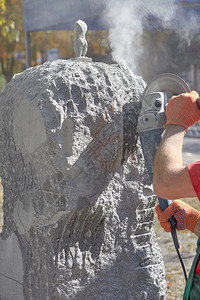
188, 161, 200, 275
188, 161, 200, 200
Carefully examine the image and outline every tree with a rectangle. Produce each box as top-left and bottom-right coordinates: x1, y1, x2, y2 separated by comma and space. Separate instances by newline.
0, 0, 23, 83
0, 0, 6, 27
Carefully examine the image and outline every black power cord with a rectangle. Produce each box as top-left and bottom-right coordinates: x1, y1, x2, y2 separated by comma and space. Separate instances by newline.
171, 227, 188, 281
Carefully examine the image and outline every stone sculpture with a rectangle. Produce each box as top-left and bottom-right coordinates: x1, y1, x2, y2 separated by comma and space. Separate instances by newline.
0, 59, 166, 300
73, 19, 88, 57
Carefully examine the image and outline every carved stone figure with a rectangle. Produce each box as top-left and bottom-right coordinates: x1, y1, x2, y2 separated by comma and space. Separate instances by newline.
73, 19, 88, 57
0, 59, 166, 300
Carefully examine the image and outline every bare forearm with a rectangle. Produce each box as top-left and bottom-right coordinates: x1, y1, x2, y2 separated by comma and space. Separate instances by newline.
155, 125, 185, 167
153, 125, 196, 199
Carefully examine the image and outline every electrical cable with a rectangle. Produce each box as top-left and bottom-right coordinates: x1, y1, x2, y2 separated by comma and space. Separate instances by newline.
171, 227, 188, 281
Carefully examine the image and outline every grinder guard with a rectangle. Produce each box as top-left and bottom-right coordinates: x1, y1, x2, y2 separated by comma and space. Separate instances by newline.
138, 73, 190, 133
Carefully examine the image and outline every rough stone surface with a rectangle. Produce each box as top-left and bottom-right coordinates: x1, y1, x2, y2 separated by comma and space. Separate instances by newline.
0, 59, 166, 300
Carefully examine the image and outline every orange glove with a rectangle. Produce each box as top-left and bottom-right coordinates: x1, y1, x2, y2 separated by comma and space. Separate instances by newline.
165, 91, 200, 129
155, 199, 200, 232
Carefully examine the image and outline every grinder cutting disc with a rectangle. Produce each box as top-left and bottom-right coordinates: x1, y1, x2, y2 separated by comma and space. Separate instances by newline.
143, 73, 191, 99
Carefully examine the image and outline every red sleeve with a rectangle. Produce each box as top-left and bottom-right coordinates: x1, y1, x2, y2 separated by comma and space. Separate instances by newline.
188, 161, 200, 201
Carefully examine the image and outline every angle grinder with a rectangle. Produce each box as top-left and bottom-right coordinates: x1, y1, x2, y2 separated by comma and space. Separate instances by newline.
137, 73, 191, 281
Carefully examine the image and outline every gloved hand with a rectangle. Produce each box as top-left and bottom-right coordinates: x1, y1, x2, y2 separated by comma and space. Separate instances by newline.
155, 199, 200, 232
165, 91, 200, 130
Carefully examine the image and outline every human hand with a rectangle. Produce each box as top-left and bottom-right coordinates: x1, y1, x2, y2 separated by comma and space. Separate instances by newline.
155, 199, 200, 232
165, 91, 200, 130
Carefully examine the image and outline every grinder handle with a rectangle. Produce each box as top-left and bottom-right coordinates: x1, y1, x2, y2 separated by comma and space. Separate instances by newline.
157, 197, 177, 228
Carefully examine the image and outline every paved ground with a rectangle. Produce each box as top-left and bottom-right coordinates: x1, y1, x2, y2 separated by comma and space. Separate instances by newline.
183, 137, 200, 154
183, 137, 200, 164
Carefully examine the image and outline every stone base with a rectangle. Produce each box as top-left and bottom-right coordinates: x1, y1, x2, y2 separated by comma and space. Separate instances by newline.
71, 56, 92, 62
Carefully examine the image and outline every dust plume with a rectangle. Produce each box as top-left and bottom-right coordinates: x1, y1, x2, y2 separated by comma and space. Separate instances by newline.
103, 0, 180, 73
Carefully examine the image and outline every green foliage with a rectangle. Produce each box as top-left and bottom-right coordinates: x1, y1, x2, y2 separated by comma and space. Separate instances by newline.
0, 0, 20, 41
0, 0, 23, 82
1, 19, 19, 41
0, 0, 6, 24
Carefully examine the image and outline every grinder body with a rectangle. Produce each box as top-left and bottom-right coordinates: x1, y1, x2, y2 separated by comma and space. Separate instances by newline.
137, 91, 176, 226
137, 73, 190, 221
137, 74, 191, 272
